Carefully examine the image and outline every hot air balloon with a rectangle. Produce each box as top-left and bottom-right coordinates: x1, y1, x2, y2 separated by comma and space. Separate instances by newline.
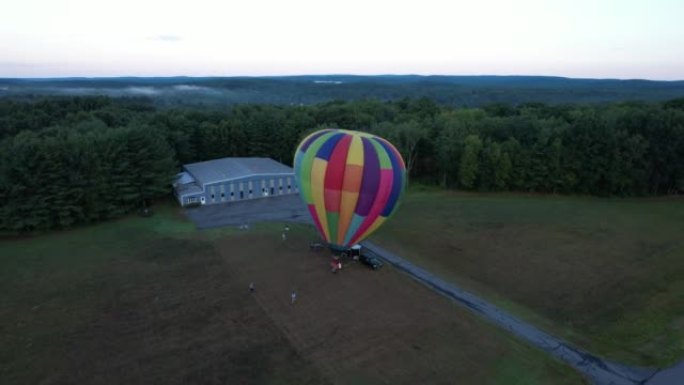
294, 129, 406, 252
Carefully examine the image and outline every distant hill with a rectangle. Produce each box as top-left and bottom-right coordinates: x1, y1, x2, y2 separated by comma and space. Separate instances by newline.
1, 75, 683, 106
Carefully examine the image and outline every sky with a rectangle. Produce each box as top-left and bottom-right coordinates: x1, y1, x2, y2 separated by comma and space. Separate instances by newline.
1, 0, 683, 79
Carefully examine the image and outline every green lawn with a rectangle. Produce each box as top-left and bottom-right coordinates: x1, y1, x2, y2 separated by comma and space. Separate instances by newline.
0, 202, 585, 385
0, 206, 327, 385
373, 187, 684, 367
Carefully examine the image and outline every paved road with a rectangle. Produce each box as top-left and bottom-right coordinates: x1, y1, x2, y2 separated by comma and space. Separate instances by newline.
646, 362, 684, 385
361, 241, 684, 385
185, 197, 682, 385
183, 195, 311, 229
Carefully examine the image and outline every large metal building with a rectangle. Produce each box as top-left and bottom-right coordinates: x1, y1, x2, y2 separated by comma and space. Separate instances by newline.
173, 157, 298, 206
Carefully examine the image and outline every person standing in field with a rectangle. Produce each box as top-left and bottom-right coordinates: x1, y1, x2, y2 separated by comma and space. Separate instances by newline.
291, 290, 297, 304
282, 232, 287, 241
249, 282, 255, 293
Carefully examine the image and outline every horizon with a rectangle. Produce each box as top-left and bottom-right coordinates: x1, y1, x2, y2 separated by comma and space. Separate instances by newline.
2, 73, 684, 82
2, 0, 684, 80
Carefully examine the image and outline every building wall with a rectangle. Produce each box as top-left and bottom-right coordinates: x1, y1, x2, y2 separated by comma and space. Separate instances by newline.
174, 187, 203, 206
202, 174, 298, 205
182, 195, 203, 206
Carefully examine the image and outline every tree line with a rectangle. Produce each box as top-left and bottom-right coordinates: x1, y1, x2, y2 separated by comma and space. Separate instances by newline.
1, 96, 683, 232
5, 76, 684, 106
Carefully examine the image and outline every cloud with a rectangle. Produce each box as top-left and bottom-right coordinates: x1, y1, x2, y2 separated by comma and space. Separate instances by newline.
124, 86, 160, 95
151, 35, 182, 42
173, 84, 210, 91
0, 61, 43, 68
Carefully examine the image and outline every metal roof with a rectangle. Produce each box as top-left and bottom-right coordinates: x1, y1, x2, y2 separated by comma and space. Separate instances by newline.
175, 182, 203, 197
174, 171, 195, 185
183, 157, 294, 186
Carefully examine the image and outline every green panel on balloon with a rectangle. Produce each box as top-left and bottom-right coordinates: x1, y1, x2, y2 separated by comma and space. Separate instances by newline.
326, 212, 339, 245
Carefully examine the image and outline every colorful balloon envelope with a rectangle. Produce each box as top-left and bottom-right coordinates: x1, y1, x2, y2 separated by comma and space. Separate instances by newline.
294, 129, 406, 250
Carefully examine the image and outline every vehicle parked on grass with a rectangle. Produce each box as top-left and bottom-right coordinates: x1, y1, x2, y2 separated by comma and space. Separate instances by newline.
359, 250, 384, 270
311, 243, 383, 271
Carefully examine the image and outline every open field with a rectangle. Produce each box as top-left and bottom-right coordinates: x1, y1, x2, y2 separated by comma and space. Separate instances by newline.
0, 203, 584, 385
0, 208, 326, 385
374, 188, 684, 367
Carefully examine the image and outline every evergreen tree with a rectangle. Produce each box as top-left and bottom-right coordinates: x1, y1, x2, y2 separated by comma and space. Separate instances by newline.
459, 135, 483, 189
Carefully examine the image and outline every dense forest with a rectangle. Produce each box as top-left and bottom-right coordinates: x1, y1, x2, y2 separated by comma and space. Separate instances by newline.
1, 96, 683, 232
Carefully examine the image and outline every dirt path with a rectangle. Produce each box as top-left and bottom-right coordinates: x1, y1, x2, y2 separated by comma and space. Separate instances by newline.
362, 241, 684, 385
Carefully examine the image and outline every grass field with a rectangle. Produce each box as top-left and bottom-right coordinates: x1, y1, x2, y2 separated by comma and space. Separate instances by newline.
0, 202, 585, 385
373, 187, 684, 367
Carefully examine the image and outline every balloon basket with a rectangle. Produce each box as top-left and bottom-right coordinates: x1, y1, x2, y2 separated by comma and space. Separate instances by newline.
327, 243, 362, 259
328, 244, 348, 253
